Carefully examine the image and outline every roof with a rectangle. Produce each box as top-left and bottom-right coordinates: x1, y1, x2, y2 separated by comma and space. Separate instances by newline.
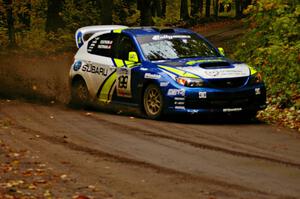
123, 27, 194, 36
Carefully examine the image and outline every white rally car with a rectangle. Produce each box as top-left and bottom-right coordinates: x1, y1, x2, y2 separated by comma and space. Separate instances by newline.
69, 25, 266, 119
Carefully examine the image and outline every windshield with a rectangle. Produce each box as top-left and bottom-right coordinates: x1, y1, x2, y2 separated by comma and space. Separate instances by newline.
136, 34, 219, 61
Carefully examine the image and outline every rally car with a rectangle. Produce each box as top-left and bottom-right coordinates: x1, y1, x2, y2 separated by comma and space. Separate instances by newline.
69, 25, 266, 119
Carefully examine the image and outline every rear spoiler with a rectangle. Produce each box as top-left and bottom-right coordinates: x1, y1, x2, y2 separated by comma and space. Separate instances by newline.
75, 25, 128, 48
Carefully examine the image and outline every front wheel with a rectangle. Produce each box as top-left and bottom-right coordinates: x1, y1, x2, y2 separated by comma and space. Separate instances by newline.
143, 84, 164, 119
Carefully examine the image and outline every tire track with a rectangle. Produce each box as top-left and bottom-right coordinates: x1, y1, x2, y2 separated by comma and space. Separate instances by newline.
1, 112, 284, 198
86, 113, 300, 169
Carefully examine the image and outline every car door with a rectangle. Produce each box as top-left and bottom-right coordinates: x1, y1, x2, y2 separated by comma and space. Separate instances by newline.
112, 34, 139, 99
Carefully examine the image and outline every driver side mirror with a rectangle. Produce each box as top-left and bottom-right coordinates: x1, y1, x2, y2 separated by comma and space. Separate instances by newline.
218, 47, 225, 56
128, 51, 139, 62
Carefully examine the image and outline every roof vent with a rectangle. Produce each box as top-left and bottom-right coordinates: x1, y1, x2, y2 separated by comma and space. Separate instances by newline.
159, 28, 175, 34
152, 27, 175, 34
199, 62, 231, 69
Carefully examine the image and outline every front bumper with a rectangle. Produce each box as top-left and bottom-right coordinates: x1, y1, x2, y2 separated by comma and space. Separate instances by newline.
164, 84, 266, 114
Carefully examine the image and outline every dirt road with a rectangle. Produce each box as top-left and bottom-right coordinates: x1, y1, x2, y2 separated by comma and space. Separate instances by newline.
0, 100, 300, 199
0, 22, 300, 198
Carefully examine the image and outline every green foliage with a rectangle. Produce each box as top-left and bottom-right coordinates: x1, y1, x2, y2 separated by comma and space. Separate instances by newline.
62, 0, 102, 32
233, 0, 300, 109
112, 0, 140, 26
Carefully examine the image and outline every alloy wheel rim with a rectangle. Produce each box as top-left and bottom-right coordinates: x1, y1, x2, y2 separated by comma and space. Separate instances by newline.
145, 88, 161, 115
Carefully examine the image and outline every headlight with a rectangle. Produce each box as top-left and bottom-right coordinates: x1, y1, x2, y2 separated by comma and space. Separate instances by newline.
176, 77, 204, 87
249, 72, 263, 85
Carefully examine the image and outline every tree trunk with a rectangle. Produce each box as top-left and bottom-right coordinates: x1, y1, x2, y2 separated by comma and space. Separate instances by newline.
161, 0, 166, 17
45, 0, 64, 32
19, 1, 31, 30
139, 0, 153, 26
235, 0, 242, 18
205, 0, 211, 17
214, 0, 219, 17
152, 0, 162, 17
3, 0, 15, 47
180, 0, 189, 20
191, 0, 200, 16
100, 0, 113, 24
199, 0, 204, 16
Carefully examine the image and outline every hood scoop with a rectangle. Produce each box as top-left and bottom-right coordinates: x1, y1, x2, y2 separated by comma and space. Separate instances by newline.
198, 61, 231, 69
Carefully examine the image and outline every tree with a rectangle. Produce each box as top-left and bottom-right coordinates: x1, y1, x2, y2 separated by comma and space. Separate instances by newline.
152, 0, 162, 17
100, 0, 113, 24
199, 0, 204, 16
45, 0, 64, 32
3, 0, 15, 46
138, 0, 153, 26
190, 0, 203, 16
205, 0, 211, 17
235, 0, 242, 18
214, 0, 219, 17
18, 0, 31, 30
190, 0, 199, 16
180, 0, 189, 20
161, 0, 166, 17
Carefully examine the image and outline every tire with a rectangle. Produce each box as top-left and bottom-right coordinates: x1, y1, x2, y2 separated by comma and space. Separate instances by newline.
70, 79, 90, 107
143, 84, 164, 119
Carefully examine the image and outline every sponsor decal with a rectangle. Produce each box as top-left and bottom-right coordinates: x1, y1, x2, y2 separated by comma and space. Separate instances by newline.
98, 40, 113, 49
198, 92, 207, 99
174, 97, 185, 101
255, 88, 261, 95
174, 101, 185, 105
144, 73, 161, 79
223, 108, 242, 112
73, 61, 82, 71
204, 70, 219, 77
167, 89, 185, 96
160, 82, 169, 87
187, 110, 199, 113
82, 64, 108, 76
77, 31, 83, 48
152, 35, 191, 41
100, 40, 113, 44
140, 67, 148, 71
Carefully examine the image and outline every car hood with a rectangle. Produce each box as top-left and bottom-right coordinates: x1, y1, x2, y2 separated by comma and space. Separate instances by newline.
154, 57, 251, 79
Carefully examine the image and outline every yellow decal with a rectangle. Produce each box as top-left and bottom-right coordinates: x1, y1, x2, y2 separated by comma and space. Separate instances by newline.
113, 28, 127, 33
186, 58, 224, 66
99, 72, 117, 103
249, 66, 257, 75
125, 60, 138, 68
114, 59, 139, 68
114, 59, 125, 68
159, 65, 199, 78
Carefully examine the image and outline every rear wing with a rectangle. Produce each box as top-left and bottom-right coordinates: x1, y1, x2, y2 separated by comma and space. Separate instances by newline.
75, 25, 128, 48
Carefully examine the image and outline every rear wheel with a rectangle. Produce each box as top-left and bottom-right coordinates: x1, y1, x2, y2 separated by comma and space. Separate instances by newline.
143, 84, 164, 119
70, 79, 90, 107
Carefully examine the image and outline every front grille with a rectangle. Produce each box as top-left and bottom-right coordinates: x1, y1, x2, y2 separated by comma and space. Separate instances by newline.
184, 90, 266, 110
185, 99, 251, 109
206, 77, 248, 89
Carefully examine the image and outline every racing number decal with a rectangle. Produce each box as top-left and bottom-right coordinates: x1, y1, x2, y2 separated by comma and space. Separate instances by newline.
116, 67, 132, 98
118, 75, 128, 89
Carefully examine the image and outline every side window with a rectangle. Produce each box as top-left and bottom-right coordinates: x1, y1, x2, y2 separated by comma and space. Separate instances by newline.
87, 33, 114, 57
113, 35, 137, 61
